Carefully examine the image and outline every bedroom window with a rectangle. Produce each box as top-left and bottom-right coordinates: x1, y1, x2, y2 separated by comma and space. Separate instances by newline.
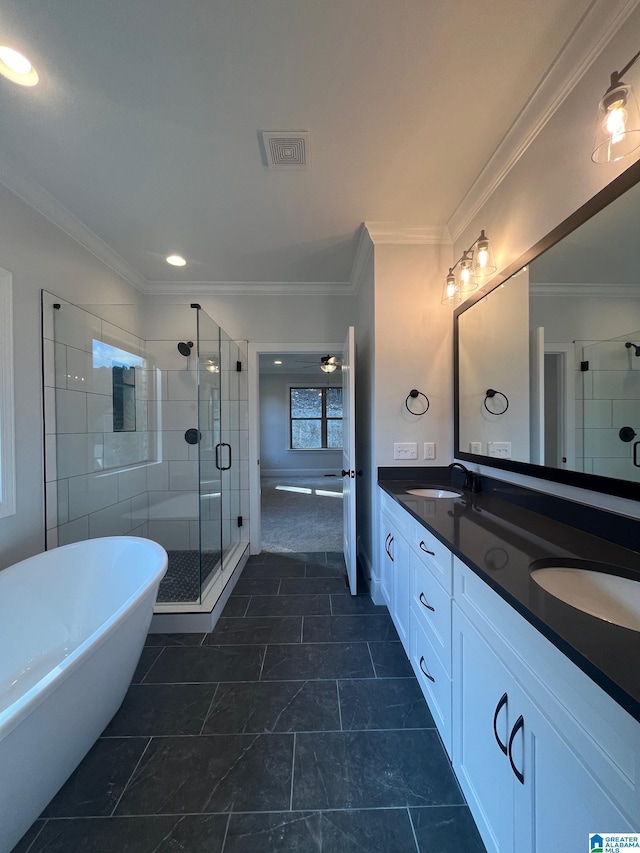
289, 386, 342, 449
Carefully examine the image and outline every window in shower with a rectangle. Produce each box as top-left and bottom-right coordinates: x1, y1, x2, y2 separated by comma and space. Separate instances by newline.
0, 268, 15, 519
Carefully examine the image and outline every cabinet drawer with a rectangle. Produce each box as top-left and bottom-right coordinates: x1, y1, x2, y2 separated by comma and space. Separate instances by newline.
410, 609, 452, 757
410, 550, 451, 674
408, 519, 452, 593
379, 490, 411, 536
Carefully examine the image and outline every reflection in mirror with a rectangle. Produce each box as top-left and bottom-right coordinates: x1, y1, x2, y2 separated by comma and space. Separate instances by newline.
455, 164, 640, 498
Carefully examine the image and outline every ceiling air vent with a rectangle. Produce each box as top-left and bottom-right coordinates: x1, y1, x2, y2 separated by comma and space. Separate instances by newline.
260, 131, 310, 169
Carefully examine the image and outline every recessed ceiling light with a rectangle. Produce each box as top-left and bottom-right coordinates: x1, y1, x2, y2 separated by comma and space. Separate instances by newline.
0, 46, 39, 86
274, 360, 282, 365
166, 254, 186, 267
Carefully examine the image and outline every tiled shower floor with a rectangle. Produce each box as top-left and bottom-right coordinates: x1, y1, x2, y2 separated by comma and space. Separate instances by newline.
156, 549, 221, 602
12, 552, 486, 853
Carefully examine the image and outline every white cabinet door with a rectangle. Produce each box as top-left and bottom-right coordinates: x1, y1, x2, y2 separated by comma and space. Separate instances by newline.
391, 528, 410, 647
513, 690, 633, 853
453, 604, 515, 853
379, 510, 394, 609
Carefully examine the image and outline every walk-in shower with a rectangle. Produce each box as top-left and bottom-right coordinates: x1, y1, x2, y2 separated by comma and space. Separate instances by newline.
41, 293, 249, 626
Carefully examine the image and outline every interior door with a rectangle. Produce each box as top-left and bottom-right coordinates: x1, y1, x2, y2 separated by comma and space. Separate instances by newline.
342, 325, 357, 594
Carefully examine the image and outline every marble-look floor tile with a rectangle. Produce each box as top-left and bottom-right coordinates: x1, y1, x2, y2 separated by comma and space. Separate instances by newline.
103, 684, 218, 737
114, 734, 293, 815
246, 594, 331, 617
20, 815, 228, 853
305, 562, 345, 578
131, 647, 162, 683
303, 614, 399, 643
338, 678, 435, 730
241, 561, 306, 578
292, 730, 464, 810
204, 616, 302, 645
9, 820, 46, 853
411, 805, 487, 853
220, 595, 250, 617
231, 577, 281, 596
202, 680, 340, 733
42, 738, 149, 818
330, 594, 387, 615
144, 632, 205, 646
279, 577, 349, 596
224, 808, 418, 852
261, 643, 374, 681
142, 644, 264, 683
369, 641, 415, 678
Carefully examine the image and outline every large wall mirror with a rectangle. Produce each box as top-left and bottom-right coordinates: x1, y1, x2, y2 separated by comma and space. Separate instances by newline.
454, 160, 640, 502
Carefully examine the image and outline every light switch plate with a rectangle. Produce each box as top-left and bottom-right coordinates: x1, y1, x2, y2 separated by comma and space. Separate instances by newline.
423, 442, 435, 459
470, 442, 482, 454
488, 441, 511, 458
394, 442, 418, 460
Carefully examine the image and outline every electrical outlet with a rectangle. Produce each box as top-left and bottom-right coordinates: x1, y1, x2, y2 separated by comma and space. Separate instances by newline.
470, 442, 482, 454
394, 442, 418, 460
488, 441, 511, 458
423, 442, 435, 460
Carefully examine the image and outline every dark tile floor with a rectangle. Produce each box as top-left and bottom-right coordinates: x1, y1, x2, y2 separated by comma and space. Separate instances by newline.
12, 552, 486, 853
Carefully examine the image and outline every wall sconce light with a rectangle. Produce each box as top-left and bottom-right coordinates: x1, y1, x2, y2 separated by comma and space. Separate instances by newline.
592, 49, 640, 163
441, 229, 497, 304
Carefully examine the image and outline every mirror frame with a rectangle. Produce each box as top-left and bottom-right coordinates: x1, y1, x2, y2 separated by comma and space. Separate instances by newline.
453, 158, 640, 503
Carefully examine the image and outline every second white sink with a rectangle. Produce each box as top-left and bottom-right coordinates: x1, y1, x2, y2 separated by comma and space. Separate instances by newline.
530, 565, 640, 631
406, 488, 462, 498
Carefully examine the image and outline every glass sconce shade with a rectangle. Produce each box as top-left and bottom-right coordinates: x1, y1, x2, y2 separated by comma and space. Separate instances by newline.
441, 269, 459, 304
471, 229, 497, 276
592, 82, 640, 163
457, 252, 477, 292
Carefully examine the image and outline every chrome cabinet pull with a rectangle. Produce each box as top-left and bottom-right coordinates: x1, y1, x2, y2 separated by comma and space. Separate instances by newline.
419, 655, 435, 682
419, 592, 435, 612
508, 714, 525, 784
419, 540, 435, 556
493, 692, 508, 756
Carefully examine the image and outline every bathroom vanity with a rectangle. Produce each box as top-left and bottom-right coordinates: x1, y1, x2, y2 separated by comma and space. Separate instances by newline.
377, 471, 640, 853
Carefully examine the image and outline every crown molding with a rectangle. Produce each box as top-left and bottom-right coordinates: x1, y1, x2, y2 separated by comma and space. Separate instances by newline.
364, 221, 451, 245
144, 280, 355, 296
447, 0, 640, 242
530, 281, 640, 297
0, 150, 148, 293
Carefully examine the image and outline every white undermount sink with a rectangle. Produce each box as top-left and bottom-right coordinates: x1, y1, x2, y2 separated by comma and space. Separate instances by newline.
530, 564, 640, 631
405, 487, 462, 498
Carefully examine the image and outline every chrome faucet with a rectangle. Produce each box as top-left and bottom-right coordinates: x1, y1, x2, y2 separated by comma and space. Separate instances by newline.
448, 462, 480, 492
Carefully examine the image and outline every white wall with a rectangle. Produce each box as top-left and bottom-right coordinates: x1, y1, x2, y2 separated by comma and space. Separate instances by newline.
453, 6, 640, 517
259, 372, 342, 476
0, 185, 145, 570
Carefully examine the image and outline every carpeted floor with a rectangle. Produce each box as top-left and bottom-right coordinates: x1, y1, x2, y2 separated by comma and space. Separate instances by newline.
261, 475, 343, 552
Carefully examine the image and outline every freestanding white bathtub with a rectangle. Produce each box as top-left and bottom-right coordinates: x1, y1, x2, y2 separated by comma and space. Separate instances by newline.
0, 537, 167, 853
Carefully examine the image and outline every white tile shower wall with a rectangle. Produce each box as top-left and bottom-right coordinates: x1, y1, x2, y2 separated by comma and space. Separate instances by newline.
43, 292, 153, 548
576, 344, 640, 482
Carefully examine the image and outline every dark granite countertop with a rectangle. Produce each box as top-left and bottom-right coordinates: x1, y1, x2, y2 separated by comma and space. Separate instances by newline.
378, 471, 640, 724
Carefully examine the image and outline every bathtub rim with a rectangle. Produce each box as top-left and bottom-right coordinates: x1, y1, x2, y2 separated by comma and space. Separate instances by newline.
0, 536, 167, 742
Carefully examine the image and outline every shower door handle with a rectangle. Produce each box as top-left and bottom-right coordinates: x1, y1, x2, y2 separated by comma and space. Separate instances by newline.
215, 442, 232, 471
634, 441, 640, 468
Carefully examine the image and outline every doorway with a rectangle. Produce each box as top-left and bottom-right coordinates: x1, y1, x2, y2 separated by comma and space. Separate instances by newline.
250, 344, 345, 553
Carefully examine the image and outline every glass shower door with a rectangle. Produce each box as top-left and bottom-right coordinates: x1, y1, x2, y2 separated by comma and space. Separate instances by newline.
581, 331, 640, 482
220, 330, 244, 572
195, 307, 223, 596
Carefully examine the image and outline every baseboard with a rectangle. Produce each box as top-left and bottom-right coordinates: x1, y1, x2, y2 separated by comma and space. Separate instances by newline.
150, 545, 249, 633
260, 468, 341, 478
